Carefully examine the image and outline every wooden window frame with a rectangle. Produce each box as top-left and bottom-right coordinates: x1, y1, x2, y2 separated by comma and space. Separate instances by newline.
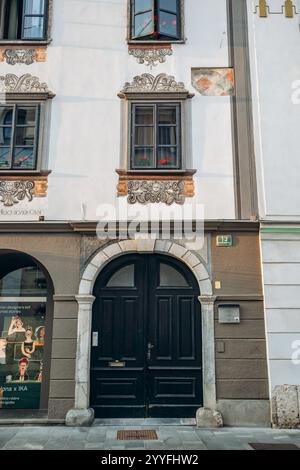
128, 0, 185, 44
0, 98, 51, 176
130, 102, 182, 171
0, 0, 52, 45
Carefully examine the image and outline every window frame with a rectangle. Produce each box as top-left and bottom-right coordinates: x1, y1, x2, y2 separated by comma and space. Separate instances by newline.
0, 98, 50, 175
0, 0, 52, 44
128, 0, 185, 44
130, 102, 182, 171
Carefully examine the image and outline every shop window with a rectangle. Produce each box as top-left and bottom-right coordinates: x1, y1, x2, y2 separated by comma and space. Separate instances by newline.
130, 0, 183, 42
0, 255, 50, 411
131, 103, 181, 170
0, 0, 48, 41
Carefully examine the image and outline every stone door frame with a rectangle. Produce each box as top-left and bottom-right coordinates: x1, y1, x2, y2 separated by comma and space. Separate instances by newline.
67, 239, 217, 425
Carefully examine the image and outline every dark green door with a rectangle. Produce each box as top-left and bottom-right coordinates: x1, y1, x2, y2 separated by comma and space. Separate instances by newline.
90, 254, 203, 418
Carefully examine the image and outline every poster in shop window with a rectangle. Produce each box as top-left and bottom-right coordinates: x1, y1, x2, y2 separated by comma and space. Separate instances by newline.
0, 302, 46, 410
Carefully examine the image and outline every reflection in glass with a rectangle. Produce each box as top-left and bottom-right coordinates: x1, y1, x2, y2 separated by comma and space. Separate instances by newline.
23, 16, 44, 39
159, 11, 177, 37
159, 263, 189, 287
158, 127, 177, 146
133, 148, 154, 168
0, 148, 11, 168
158, 147, 178, 168
16, 108, 36, 126
0, 266, 47, 297
24, 0, 45, 15
160, 0, 178, 13
0, 108, 13, 126
158, 107, 177, 124
135, 0, 152, 13
134, 11, 154, 37
13, 148, 35, 169
106, 265, 135, 288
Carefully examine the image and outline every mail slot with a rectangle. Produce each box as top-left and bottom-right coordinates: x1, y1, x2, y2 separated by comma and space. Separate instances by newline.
109, 361, 126, 368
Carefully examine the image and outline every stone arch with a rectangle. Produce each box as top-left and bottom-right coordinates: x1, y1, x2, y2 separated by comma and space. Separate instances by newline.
79, 239, 212, 297
67, 240, 217, 426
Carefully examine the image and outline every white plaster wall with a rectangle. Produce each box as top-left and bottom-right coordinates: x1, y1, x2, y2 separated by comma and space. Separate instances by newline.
261, 231, 300, 392
0, 0, 235, 221
247, 0, 300, 220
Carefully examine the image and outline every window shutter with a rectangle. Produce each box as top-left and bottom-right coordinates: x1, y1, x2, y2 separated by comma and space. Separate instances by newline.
132, 0, 155, 39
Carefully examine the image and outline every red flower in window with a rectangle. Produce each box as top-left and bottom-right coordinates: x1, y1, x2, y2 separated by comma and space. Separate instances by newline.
153, 31, 158, 38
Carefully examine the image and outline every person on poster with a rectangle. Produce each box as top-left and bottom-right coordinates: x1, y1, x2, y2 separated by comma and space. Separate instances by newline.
6, 316, 26, 364
35, 326, 45, 346
0, 338, 6, 364
35, 361, 43, 383
14, 358, 30, 382
21, 326, 36, 360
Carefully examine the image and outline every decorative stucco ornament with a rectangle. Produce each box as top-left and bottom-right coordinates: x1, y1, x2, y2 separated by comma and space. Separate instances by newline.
127, 180, 185, 205
121, 73, 188, 94
0, 73, 50, 94
128, 47, 173, 69
4, 49, 35, 66
0, 181, 35, 207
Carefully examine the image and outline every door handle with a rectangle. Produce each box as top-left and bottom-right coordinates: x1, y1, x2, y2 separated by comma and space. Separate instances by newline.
147, 342, 155, 360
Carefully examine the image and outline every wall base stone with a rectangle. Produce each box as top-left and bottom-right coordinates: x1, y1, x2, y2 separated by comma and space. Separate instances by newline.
65, 408, 95, 427
196, 408, 223, 428
272, 385, 300, 429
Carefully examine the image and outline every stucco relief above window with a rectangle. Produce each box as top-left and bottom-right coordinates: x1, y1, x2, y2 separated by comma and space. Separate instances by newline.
0, 73, 54, 206
117, 73, 196, 205
0, 0, 53, 65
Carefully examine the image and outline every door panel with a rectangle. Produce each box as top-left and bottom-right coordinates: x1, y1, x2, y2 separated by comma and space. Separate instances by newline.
90, 254, 203, 418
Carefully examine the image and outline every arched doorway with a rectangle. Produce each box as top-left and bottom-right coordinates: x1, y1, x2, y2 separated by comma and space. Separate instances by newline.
90, 253, 203, 418
0, 250, 53, 413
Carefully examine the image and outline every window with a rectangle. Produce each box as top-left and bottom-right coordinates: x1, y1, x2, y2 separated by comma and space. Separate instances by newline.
131, 103, 181, 170
0, 0, 48, 41
0, 105, 40, 170
131, 0, 182, 41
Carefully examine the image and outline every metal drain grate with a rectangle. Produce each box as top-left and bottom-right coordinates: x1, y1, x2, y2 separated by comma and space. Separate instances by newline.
249, 443, 300, 451
117, 430, 158, 441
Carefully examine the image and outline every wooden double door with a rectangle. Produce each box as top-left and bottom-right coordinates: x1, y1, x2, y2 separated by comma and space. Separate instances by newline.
90, 254, 203, 418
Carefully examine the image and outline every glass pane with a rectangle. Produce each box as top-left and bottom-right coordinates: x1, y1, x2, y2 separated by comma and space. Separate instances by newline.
15, 127, 35, 146
134, 11, 154, 37
24, 0, 45, 15
135, 127, 154, 146
0, 127, 12, 145
16, 107, 36, 126
133, 148, 154, 168
160, 263, 188, 287
13, 148, 35, 169
159, 11, 178, 37
106, 265, 135, 288
160, 0, 178, 13
135, 0, 152, 13
158, 127, 177, 146
0, 267, 47, 297
23, 16, 44, 39
135, 107, 154, 125
0, 108, 13, 126
158, 107, 177, 124
0, 148, 11, 169
158, 147, 178, 168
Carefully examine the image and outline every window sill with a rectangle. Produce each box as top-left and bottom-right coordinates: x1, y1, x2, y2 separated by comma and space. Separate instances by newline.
0, 39, 51, 46
127, 39, 185, 45
0, 170, 51, 199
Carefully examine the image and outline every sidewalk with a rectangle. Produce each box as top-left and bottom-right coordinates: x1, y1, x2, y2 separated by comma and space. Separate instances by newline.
0, 423, 300, 450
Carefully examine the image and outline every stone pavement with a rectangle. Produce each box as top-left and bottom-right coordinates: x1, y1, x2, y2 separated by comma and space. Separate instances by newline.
0, 421, 300, 450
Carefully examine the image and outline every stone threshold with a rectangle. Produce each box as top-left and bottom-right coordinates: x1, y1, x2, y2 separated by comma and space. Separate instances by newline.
93, 418, 196, 427
0, 419, 65, 426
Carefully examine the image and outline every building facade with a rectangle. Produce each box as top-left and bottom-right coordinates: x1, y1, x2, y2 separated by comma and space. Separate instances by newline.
247, 0, 300, 427
0, 0, 271, 427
